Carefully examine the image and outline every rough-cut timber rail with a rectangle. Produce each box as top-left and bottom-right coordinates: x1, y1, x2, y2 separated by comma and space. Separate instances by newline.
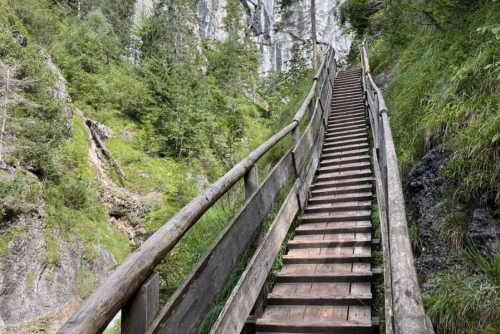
255, 69, 376, 334
59, 44, 434, 334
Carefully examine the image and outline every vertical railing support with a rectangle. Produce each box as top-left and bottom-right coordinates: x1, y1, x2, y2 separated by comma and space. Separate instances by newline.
122, 271, 160, 334
244, 165, 258, 200
245, 165, 267, 318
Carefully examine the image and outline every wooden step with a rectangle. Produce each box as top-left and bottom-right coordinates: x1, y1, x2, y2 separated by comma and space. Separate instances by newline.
323, 139, 368, 150
311, 184, 372, 197
324, 123, 366, 134
295, 221, 372, 235
328, 117, 365, 127
331, 102, 364, 110
301, 210, 371, 223
324, 132, 367, 143
304, 201, 371, 214
308, 192, 372, 205
317, 161, 371, 173
327, 117, 366, 126
327, 123, 366, 132
327, 117, 365, 127
286, 245, 371, 257
321, 148, 370, 160
282, 253, 372, 265
319, 155, 370, 167
312, 177, 373, 189
287, 237, 372, 249
316, 171, 372, 183
322, 143, 370, 155
332, 91, 363, 99
256, 306, 372, 333
275, 271, 374, 283
267, 292, 372, 305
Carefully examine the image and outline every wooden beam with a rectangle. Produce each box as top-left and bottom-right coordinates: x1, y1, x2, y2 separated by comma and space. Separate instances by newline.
121, 272, 159, 334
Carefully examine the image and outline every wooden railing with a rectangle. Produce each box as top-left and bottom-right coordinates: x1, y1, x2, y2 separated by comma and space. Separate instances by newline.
58, 46, 337, 334
360, 40, 434, 334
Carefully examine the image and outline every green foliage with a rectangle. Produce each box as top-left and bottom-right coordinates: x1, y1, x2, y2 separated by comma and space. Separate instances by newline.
424, 273, 500, 334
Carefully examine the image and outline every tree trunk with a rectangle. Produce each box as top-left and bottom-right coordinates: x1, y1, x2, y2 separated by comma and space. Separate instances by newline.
311, 0, 317, 70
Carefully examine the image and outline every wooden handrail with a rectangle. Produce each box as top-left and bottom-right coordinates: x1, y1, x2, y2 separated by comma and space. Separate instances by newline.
59, 45, 336, 334
360, 40, 434, 334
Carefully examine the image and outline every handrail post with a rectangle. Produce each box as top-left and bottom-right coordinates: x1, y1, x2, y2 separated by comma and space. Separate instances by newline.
245, 165, 268, 317
292, 126, 300, 147
122, 271, 160, 334
244, 165, 258, 200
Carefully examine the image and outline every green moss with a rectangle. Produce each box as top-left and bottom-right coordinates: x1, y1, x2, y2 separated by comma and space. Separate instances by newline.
76, 266, 96, 299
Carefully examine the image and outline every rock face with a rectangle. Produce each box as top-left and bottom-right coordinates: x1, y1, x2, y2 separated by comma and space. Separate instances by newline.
405, 145, 452, 276
0, 183, 116, 333
133, 0, 351, 73
405, 145, 500, 280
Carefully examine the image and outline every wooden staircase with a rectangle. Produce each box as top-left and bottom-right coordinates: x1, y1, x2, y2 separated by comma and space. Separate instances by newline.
255, 69, 377, 334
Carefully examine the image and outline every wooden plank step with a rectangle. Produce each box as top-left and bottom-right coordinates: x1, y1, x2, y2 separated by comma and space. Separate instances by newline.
323, 136, 367, 145
287, 238, 372, 249
316, 168, 372, 179
332, 85, 362, 92
327, 123, 366, 133
279, 263, 370, 274
321, 148, 370, 160
322, 143, 370, 155
324, 132, 367, 143
327, 118, 366, 127
329, 106, 365, 115
304, 201, 371, 214
332, 88, 362, 96
267, 293, 372, 306
275, 271, 374, 283
329, 110, 365, 119
301, 211, 371, 223
328, 117, 365, 126
293, 232, 372, 242
316, 170, 372, 183
286, 245, 371, 257
327, 125, 366, 134
324, 127, 366, 137
331, 102, 364, 110
282, 253, 371, 265
257, 314, 371, 333
332, 91, 363, 99
328, 113, 365, 122
308, 192, 372, 205
317, 161, 371, 173
312, 176, 372, 189
295, 221, 372, 234
311, 184, 372, 196
319, 155, 370, 167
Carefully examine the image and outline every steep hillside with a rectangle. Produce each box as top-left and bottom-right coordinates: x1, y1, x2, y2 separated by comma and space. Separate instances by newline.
340, 0, 500, 332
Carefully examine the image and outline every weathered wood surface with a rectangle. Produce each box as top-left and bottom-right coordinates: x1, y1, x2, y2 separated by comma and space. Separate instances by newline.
121, 272, 159, 334
147, 151, 295, 334
209, 179, 300, 334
